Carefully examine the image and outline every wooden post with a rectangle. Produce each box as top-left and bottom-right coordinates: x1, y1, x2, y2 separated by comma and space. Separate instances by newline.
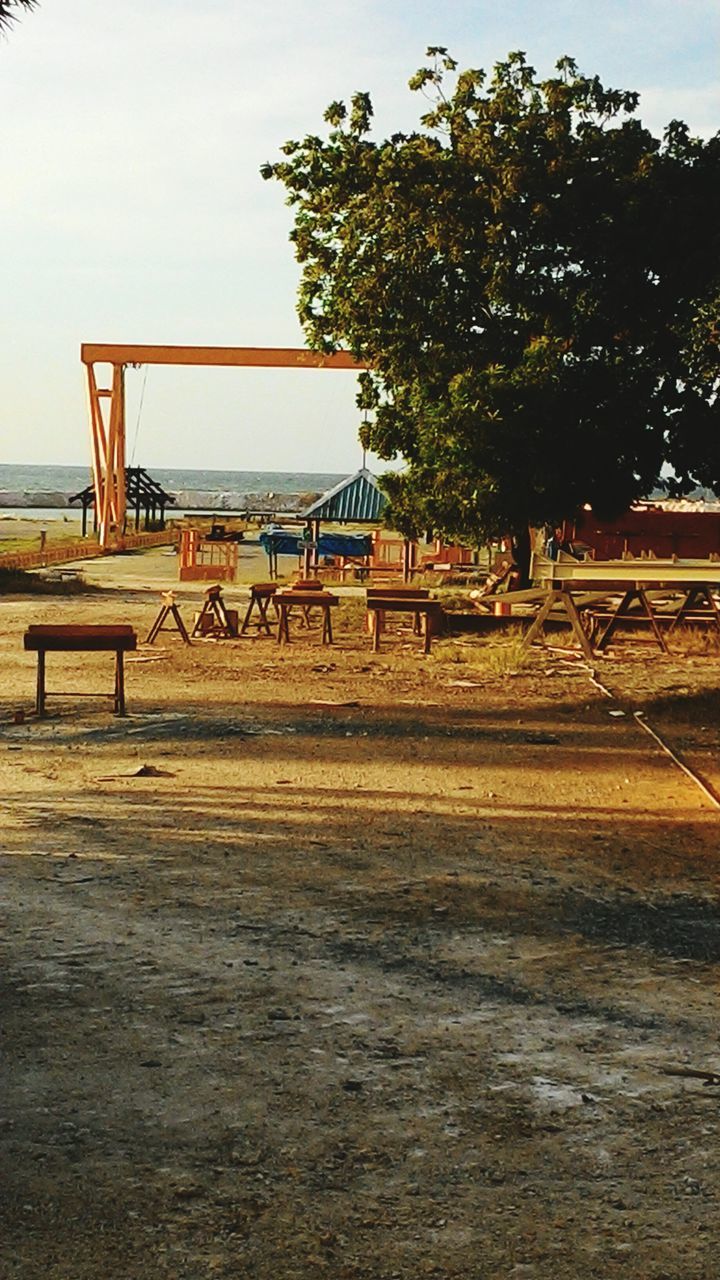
114, 650, 126, 716
36, 649, 46, 716
322, 604, 333, 645
523, 588, 595, 661
86, 360, 126, 547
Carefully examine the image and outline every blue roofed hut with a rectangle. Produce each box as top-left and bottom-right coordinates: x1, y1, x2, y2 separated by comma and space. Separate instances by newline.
290, 467, 387, 577
302, 466, 387, 524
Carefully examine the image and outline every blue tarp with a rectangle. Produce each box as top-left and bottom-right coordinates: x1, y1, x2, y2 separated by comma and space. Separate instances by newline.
259, 529, 372, 559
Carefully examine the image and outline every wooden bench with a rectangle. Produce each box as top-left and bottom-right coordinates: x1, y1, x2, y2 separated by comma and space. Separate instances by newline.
23, 624, 137, 716
366, 595, 443, 654
275, 590, 338, 645
367, 586, 430, 636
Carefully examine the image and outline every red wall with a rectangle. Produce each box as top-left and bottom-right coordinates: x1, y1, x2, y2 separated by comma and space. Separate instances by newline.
567, 507, 720, 560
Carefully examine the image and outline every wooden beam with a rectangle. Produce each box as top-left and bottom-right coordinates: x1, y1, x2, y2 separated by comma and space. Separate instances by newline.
532, 552, 720, 586
80, 344, 367, 370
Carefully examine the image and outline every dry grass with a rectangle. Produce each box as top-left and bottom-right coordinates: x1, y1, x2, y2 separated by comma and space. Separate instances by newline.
669, 625, 720, 656
432, 632, 532, 675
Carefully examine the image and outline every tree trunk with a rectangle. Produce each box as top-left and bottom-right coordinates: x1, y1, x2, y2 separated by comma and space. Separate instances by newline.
511, 525, 532, 588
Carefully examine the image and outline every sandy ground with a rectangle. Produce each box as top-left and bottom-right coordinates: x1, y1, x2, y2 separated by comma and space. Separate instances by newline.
2, 545, 720, 1279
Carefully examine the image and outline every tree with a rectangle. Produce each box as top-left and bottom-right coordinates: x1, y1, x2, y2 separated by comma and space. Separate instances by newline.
263, 50, 720, 567
0, 0, 37, 32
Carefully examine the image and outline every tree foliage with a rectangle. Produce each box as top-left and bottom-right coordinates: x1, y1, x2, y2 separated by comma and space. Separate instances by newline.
264, 50, 720, 543
0, 0, 37, 33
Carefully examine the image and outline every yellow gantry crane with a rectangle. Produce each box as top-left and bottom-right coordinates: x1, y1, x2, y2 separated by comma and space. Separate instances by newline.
81, 344, 366, 547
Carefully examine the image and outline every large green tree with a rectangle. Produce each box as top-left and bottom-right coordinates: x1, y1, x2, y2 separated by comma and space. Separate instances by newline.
263, 50, 720, 558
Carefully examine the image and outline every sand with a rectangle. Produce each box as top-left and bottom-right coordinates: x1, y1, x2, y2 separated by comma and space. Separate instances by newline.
2, 544, 720, 1279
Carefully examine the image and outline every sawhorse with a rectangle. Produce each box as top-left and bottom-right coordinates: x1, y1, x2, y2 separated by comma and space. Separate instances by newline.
523, 588, 596, 660
146, 591, 191, 645
594, 586, 668, 653
276, 590, 338, 645
192, 584, 238, 638
667, 585, 720, 636
366, 596, 442, 654
240, 583, 278, 635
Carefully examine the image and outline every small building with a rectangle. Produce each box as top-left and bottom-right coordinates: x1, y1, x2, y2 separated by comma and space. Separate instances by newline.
303, 466, 388, 524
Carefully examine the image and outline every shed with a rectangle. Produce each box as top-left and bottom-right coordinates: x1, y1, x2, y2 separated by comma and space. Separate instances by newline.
303, 467, 387, 523
71, 466, 176, 537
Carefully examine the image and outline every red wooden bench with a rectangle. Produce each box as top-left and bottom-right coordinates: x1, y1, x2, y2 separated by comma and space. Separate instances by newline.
23, 624, 137, 716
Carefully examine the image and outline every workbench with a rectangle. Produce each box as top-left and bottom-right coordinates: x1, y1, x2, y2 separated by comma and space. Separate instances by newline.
23, 624, 137, 716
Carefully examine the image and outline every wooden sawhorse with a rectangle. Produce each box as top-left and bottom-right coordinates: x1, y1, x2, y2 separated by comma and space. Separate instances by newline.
667, 585, 720, 636
366, 586, 430, 637
146, 591, 191, 645
240, 583, 278, 635
192, 584, 238, 638
594, 587, 668, 653
523, 588, 597, 660
23, 624, 138, 716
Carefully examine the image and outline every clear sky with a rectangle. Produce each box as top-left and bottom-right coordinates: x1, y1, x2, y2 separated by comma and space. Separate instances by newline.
1, 0, 718, 474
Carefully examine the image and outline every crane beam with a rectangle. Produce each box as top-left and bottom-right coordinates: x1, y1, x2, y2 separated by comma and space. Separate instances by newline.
81, 344, 368, 546
81, 344, 365, 370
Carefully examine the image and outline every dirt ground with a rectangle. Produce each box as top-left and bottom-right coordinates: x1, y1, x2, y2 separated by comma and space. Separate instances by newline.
2, 545, 720, 1279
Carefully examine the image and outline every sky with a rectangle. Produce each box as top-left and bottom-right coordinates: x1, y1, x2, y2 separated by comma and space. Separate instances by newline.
1, 0, 719, 476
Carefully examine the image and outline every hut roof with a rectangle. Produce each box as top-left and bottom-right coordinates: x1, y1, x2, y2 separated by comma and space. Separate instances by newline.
303, 467, 387, 522
70, 466, 176, 508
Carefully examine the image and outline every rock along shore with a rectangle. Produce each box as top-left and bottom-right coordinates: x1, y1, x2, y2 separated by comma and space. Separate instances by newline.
0, 489, 320, 513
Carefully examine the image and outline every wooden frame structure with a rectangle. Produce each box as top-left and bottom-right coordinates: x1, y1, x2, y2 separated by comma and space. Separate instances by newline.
524, 555, 720, 657
366, 591, 443, 654
80, 344, 366, 547
192, 585, 239, 639
179, 528, 239, 582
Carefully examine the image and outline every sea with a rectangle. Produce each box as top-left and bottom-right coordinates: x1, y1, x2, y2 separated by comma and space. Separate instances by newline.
0, 463, 346, 520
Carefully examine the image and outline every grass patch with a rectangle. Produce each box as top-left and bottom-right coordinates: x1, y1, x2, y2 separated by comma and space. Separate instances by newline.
670, 625, 720, 656
0, 568, 100, 596
432, 633, 532, 676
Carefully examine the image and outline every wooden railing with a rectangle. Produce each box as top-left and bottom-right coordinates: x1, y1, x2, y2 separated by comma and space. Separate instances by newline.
0, 528, 178, 573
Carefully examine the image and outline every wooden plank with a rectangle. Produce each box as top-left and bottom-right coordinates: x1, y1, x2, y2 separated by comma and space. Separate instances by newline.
25, 624, 135, 637
366, 586, 430, 599
366, 598, 442, 614
277, 591, 338, 605
24, 625, 137, 653
25, 637, 137, 653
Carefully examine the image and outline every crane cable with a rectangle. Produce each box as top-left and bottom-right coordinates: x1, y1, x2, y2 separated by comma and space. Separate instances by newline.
129, 365, 149, 467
